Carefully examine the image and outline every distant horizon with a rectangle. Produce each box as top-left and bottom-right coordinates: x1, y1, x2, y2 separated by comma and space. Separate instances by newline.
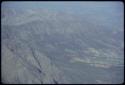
2, 1, 123, 15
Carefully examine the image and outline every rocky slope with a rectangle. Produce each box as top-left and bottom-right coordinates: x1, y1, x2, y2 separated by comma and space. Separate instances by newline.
1, 7, 124, 84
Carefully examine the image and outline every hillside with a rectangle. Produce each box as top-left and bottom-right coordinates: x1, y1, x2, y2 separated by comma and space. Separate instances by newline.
1, 4, 124, 84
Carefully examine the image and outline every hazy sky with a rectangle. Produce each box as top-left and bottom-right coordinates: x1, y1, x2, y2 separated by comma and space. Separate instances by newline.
2, 1, 123, 14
